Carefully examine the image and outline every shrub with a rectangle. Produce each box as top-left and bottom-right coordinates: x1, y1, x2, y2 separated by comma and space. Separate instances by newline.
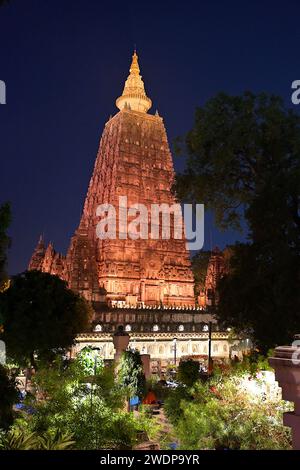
165, 372, 292, 450
14, 355, 155, 450
0, 364, 19, 430
177, 359, 199, 387
164, 386, 192, 426
118, 349, 146, 399
0, 426, 75, 450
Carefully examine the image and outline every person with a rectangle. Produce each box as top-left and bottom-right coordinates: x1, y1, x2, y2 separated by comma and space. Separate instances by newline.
233, 354, 240, 363
142, 389, 157, 405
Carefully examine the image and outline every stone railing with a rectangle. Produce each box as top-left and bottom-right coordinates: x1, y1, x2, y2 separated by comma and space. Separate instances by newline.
92, 307, 218, 334
269, 343, 300, 450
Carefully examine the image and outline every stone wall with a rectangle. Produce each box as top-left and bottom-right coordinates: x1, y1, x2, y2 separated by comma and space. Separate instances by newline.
73, 331, 242, 365
92, 306, 217, 334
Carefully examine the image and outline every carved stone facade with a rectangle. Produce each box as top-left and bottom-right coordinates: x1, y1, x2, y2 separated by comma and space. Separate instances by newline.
28, 236, 65, 278
28, 53, 247, 364
71, 108, 195, 305
91, 307, 216, 334
71, 307, 247, 370
28, 52, 194, 307
202, 248, 227, 306
73, 331, 244, 372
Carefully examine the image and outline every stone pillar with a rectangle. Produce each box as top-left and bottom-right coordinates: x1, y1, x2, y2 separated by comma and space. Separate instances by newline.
141, 354, 151, 379
141, 280, 146, 303
112, 327, 130, 363
159, 281, 164, 304
269, 344, 300, 450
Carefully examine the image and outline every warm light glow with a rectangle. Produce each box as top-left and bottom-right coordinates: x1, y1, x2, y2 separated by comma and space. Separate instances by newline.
237, 371, 281, 403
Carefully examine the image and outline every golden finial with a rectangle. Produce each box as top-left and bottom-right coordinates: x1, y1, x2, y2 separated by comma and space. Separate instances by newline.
116, 51, 152, 113
129, 50, 140, 75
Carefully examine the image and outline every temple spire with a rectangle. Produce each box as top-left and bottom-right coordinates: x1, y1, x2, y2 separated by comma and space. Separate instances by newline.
129, 50, 140, 75
116, 51, 152, 113
38, 234, 44, 247
28, 235, 45, 271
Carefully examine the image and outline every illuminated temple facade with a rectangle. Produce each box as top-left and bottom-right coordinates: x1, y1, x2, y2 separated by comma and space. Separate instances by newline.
29, 51, 194, 308
28, 52, 245, 366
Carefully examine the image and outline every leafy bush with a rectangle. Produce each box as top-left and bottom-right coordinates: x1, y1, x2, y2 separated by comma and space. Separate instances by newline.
13, 355, 156, 450
52, 398, 137, 450
164, 386, 192, 425
177, 359, 199, 386
165, 371, 292, 450
118, 349, 146, 399
38, 429, 75, 450
0, 364, 19, 430
75, 346, 104, 377
0, 426, 75, 450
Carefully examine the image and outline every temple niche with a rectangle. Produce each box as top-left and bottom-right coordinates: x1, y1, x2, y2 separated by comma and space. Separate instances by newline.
28, 51, 195, 308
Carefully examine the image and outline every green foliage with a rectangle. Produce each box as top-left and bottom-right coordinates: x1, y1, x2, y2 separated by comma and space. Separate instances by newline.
93, 364, 125, 408
0, 426, 75, 450
16, 355, 154, 450
75, 346, 104, 377
135, 407, 162, 442
165, 363, 292, 450
230, 350, 274, 376
118, 349, 146, 398
177, 359, 199, 387
164, 386, 192, 426
175, 92, 300, 350
61, 399, 137, 450
175, 92, 300, 231
37, 429, 75, 450
0, 270, 92, 366
0, 427, 40, 450
0, 364, 19, 430
217, 242, 300, 351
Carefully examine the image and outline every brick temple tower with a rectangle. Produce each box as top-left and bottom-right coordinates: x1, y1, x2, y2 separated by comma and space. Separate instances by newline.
204, 248, 226, 306
29, 52, 195, 307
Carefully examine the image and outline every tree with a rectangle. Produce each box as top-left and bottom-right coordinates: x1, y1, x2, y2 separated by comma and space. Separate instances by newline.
118, 349, 146, 399
175, 92, 300, 350
175, 92, 300, 234
0, 270, 92, 366
177, 359, 199, 387
217, 242, 300, 352
0, 364, 19, 430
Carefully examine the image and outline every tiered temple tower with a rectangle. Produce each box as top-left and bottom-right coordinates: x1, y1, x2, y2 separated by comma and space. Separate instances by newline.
204, 248, 226, 306
29, 52, 195, 307
29, 235, 65, 278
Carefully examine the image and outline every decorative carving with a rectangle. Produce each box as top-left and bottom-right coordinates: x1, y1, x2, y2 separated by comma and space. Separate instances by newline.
203, 247, 227, 306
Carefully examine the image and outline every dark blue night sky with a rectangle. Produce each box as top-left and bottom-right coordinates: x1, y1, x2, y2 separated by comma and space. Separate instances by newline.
0, 0, 299, 274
